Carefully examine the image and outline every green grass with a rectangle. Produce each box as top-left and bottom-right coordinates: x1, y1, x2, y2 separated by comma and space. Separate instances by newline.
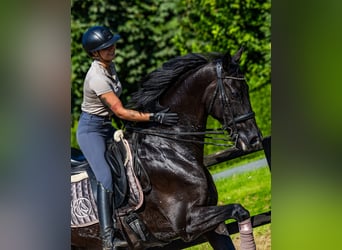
185, 165, 271, 249
216, 166, 271, 218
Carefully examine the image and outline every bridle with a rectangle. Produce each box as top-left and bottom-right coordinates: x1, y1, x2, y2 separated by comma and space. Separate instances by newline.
207, 61, 255, 141
126, 60, 255, 147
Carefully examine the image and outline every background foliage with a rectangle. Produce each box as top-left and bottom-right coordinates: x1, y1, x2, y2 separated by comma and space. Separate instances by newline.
71, 0, 271, 151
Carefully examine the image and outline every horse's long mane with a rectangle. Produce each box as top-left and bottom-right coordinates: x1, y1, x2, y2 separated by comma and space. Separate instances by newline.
128, 52, 223, 111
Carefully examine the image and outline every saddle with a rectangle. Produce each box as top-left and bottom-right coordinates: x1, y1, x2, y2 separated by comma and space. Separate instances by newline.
70, 131, 150, 246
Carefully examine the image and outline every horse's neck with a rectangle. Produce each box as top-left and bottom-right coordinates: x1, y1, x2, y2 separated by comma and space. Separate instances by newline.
161, 74, 213, 128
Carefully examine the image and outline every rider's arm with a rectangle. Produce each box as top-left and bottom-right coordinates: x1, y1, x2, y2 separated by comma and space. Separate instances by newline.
100, 91, 151, 122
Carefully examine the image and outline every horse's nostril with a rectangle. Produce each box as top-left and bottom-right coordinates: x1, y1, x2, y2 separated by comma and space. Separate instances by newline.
250, 136, 260, 147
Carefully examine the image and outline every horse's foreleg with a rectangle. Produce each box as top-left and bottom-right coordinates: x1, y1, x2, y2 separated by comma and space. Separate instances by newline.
186, 203, 249, 234
184, 203, 255, 250
205, 223, 235, 250
238, 218, 256, 250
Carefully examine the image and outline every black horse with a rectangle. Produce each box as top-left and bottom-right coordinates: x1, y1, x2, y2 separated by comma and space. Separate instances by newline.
71, 48, 263, 250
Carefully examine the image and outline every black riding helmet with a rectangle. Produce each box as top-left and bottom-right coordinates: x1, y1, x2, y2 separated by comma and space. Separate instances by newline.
82, 26, 120, 56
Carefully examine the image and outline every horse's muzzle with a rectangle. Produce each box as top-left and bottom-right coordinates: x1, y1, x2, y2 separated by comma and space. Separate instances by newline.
236, 131, 263, 151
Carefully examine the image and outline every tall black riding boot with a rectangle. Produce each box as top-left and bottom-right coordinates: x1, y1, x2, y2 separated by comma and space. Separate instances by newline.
97, 182, 128, 250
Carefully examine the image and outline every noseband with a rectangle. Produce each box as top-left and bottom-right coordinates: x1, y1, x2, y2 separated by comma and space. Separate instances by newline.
207, 61, 255, 137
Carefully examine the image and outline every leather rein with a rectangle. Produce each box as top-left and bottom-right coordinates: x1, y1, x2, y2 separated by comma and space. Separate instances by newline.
126, 61, 255, 147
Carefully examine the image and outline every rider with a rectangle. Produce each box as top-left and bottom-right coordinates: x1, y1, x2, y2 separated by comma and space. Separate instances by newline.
77, 26, 179, 249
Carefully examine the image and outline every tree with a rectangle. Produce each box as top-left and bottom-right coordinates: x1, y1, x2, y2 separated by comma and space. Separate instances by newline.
173, 0, 271, 139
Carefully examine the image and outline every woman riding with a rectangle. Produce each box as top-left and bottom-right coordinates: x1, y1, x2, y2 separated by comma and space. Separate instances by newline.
76, 25, 178, 250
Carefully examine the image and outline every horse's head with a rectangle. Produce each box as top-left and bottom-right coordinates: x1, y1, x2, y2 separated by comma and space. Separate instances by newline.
205, 48, 262, 151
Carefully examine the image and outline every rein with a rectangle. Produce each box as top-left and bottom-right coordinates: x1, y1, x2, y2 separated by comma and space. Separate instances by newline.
126, 126, 234, 147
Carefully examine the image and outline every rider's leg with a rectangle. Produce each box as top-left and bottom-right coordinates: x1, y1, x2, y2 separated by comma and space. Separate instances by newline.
77, 113, 127, 249
97, 182, 128, 249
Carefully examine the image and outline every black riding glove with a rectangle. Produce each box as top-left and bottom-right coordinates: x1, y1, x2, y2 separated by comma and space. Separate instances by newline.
149, 108, 179, 126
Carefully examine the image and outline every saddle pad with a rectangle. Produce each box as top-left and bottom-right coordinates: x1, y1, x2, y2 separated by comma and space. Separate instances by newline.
71, 172, 99, 227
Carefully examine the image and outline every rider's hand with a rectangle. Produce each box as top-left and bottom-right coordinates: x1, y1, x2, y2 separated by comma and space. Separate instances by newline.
150, 108, 179, 126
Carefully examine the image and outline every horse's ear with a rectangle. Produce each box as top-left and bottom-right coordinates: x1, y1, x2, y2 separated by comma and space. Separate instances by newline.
222, 47, 243, 70
232, 47, 244, 63
222, 51, 232, 71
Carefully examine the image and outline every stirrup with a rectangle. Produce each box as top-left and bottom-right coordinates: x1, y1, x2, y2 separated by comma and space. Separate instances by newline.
113, 238, 128, 248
